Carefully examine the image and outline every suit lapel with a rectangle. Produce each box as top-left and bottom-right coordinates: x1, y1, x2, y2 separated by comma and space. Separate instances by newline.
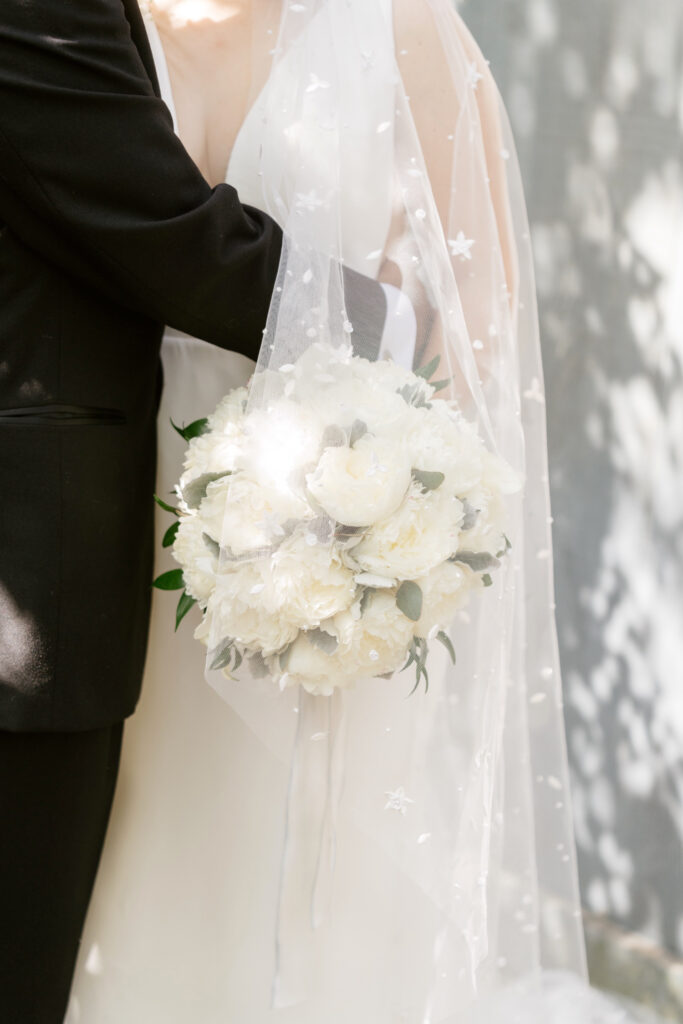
121, 0, 161, 98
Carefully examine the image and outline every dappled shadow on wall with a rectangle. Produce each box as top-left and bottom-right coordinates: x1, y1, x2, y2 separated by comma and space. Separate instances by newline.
461, 0, 683, 965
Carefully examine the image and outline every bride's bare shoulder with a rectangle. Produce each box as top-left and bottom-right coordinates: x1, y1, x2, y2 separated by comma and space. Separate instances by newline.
392, 0, 492, 96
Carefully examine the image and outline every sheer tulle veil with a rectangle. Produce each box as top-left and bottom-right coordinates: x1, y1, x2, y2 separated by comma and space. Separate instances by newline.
202, 0, 593, 1019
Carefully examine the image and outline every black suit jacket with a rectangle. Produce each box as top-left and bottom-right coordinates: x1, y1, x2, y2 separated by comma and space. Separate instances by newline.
0, 0, 385, 731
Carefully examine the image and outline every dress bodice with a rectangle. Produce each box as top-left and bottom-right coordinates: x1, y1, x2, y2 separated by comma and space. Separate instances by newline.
142, 0, 395, 277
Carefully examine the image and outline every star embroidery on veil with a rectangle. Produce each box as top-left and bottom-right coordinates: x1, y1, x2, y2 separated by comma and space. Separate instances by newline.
306, 72, 331, 94
384, 787, 415, 815
448, 231, 475, 261
466, 61, 485, 90
360, 49, 376, 72
523, 377, 546, 404
294, 189, 325, 213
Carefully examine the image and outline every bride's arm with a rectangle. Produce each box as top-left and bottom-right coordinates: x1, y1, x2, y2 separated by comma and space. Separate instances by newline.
0, 0, 281, 360
379, 0, 519, 380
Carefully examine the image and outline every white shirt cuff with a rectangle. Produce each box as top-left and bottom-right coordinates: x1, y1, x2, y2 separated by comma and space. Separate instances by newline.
378, 283, 417, 369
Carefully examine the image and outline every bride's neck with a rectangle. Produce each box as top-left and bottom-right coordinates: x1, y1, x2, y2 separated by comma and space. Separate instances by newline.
148, 0, 251, 28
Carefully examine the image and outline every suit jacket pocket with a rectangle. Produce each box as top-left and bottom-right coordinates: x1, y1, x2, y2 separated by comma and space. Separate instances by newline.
0, 403, 126, 425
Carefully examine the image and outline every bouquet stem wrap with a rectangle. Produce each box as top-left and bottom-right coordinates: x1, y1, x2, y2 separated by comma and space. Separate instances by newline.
272, 689, 347, 1008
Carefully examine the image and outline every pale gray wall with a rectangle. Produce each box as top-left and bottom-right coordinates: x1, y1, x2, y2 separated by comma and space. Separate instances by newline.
458, 0, 683, 958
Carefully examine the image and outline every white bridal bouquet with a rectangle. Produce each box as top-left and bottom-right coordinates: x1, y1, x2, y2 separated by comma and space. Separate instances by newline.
154, 342, 521, 696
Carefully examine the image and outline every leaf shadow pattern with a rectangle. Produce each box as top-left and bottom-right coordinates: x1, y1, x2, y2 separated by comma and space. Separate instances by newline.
460, 0, 683, 959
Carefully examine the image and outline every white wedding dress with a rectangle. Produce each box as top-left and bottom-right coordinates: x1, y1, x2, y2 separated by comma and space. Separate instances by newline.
65, 2, 656, 1021
65, 5, 421, 1023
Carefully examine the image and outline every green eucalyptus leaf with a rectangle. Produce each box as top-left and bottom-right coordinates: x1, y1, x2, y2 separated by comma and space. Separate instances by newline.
171, 416, 209, 443
154, 493, 180, 517
412, 468, 445, 493
182, 471, 231, 510
431, 378, 450, 393
397, 382, 430, 408
496, 534, 512, 558
436, 630, 456, 664
482, 573, 493, 587
452, 550, 500, 572
402, 644, 418, 673
406, 643, 429, 697
415, 354, 440, 380
232, 647, 244, 672
402, 636, 430, 695
396, 580, 423, 622
175, 590, 196, 631
248, 652, 269, 678
406, 674, 421, 697
210, 638, 234, 672
321, 424, 346, 449
460, 499, 479, 531
349, 419, 368, 446
152, 568, 185, 591
162, 521, 180, 548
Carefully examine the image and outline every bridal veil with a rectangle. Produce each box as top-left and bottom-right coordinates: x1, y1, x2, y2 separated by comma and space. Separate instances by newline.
203, 0, 597, 1019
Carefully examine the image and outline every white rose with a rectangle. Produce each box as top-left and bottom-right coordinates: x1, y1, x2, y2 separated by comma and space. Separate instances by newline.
306, 433, 412, 527
352, 480, 463, 580
414, 561, 475, 637
198, 568, 299, 657
171, 513, 218, 606
197, 475, 310, 555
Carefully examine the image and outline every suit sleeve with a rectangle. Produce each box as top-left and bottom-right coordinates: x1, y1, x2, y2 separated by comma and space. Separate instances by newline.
0, 0, 283, 357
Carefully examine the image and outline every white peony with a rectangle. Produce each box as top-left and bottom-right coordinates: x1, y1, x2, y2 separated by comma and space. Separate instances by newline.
180, 428, 243, 479
199, 475, 310, 555
274, 632, 342, 697
306, 377, 409, 437
267, 532, 356, 628
180, 387, 248, 478
399, 402, 485, 496
414, 560, 476, 637
238, 398, 324, 496
361, 357, 434, 403
333, 590, 416, 679
196, 568, 299, 657
274, 590, 416, 695
306, 433, 412, 527
172, 513, 218, 606
351, 480, 463, 580
454, 454, 520, 558
207, 386, 249, 432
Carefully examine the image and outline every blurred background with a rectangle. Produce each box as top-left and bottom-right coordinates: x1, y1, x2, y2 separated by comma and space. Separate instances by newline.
457, 0, 683, 1017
